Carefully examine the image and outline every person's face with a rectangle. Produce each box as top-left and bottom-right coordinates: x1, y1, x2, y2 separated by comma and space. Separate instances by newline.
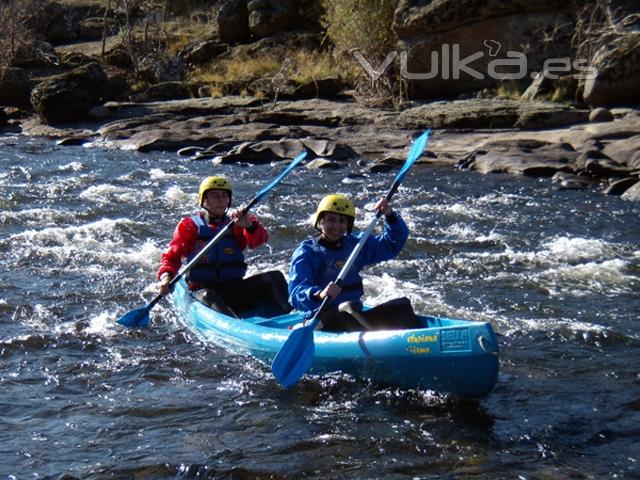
203, 189, 230, 216
319, 212, 349, 241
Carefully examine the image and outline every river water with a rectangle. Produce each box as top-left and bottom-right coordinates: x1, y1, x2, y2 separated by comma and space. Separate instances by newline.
0, 134, 638, 479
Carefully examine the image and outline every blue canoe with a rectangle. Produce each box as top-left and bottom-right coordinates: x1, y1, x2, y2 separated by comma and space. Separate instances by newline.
171, 279, 499, 398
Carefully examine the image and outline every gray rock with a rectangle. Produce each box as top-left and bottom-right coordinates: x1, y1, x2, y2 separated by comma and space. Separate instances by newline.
398, 98, 587, 130
471, 142, 577, 176
179, 40, 228, 66
132, 82, 195, 101
305, 158, 341, 169
604, 177, 639, 195
582, 32, 640, 107
395, 0, 574, 99
30, 62, 109, 124
584, 157, 632, 178
248, 0, 296, 38
76, 17, 108, 41
602, 134, 640, 166
576, 149, 611, 169
551, 172, 594, 190
589, 107, 614, 123
0, 68, 31, 107
621, 180, 640, 200
218, 0, 250, 44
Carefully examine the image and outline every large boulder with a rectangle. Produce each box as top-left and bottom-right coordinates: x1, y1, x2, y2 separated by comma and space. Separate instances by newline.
397, 98, 588, 130
179, 40, 228, 66
0, 68, 32, 107
30, 62, 110, 124
582, 33, 640, 107
248, 0, 296, 38
393, 0, 575, 99
217, 0, 251, 43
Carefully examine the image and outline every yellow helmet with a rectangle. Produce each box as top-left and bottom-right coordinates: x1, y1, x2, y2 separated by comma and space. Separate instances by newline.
313, 194, 356, 232
198, 176, 232, 207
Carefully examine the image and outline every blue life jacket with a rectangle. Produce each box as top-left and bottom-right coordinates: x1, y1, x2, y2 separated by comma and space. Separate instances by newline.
296, 236, 364, 305
288, 213, 409, 313
308, 238, 364, 306
186, 214, 247, 285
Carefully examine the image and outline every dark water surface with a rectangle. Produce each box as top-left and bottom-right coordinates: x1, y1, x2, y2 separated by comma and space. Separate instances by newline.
1, 135, 638, 479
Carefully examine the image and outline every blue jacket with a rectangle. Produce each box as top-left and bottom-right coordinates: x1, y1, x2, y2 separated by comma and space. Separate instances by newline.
288, 213, 409, 313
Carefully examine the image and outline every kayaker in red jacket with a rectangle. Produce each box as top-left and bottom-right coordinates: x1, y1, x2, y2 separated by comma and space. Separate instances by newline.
157, 176, 291, 317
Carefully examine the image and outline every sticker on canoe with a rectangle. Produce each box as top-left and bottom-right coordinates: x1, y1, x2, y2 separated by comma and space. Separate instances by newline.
441, 328, 471, 352
406, 334, 438, 355
407, 334, 438, 344
407, 346, 431, 355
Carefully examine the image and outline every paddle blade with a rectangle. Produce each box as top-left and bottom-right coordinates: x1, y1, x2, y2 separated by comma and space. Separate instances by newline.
396, 130, 430, 183
116, 304, 151, 328
272, 324, 316, 388
254, 151, 307, 203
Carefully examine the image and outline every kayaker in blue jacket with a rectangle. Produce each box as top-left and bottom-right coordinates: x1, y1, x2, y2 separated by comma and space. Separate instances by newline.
288, 194, 420, 332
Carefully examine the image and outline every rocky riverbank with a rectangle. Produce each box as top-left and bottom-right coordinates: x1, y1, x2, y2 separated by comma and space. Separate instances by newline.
1, 0, 640, 200
12, 94, 640, 201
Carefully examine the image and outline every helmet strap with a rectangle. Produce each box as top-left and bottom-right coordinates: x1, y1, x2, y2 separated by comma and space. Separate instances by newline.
201, 205, 228, 224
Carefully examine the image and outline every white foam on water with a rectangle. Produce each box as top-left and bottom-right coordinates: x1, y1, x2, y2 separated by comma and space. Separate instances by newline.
499, 315, 610, 338
18, 303, 57, 330
252, 204, 274, 220
543, 236, 614, 263
149, 168, 186, 180
84, 311, 118, 337
4, 218, 158, 271
478, 236, 621, 268
476, 230, 505, 243
440, 223, 478, 240
414, 201, 484, 219
79, 184, 155, 204
9, 217, 128, 245
0, 207, 74, 226
474, 192, 521, 206
363, 272, 443, 311
164, 185, 193, 206
113, 240, 163, 269
57, 162, 84, 172
542, 259, 632, 296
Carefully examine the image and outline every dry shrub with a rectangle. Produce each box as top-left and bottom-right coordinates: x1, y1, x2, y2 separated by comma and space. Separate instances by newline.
321, 0, 404, 109
571, 0, 635, 88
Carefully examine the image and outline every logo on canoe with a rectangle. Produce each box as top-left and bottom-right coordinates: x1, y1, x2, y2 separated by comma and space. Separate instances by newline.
407, 334, 438, 344
407, 346, 431, 355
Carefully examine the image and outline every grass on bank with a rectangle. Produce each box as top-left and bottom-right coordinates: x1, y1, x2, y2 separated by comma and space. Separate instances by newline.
188, 48, 357, 98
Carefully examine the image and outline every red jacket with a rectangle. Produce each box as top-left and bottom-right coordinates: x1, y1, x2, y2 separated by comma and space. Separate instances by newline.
157, 212, 268, 280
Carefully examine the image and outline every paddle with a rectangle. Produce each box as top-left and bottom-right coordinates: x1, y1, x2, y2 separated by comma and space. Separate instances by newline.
117, 151, 308, 328
271, 130, 431, 388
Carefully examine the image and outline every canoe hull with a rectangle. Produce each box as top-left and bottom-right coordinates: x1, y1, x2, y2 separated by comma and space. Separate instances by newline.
172, 280, 499, 398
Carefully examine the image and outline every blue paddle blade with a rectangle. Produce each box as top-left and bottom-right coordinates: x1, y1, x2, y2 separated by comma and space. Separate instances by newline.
254, 151, 307, 203
395, 130, 430, 183
116, 304, 151, 328
272, 323, 316, 388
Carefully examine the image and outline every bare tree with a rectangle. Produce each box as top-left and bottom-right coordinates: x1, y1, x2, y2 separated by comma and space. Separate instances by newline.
0, 0, 41, 71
